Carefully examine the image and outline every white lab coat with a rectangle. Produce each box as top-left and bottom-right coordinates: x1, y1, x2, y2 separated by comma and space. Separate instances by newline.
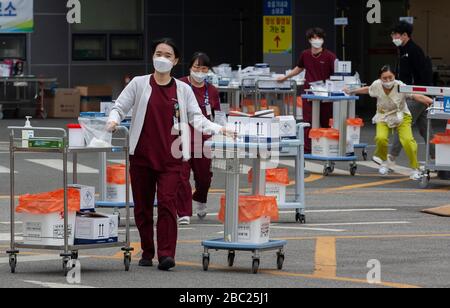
108, 74, 223, 160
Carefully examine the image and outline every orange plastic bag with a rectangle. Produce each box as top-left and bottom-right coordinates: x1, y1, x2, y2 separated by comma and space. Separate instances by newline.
248, 168, 290, 186
218, 195, 279, 223
309, 128, 340, 140
284, 97, 303, 108
16, 188, 80, 214
431, 133, 450, 145
329, 118, 364, 128
107, 164, 127, 185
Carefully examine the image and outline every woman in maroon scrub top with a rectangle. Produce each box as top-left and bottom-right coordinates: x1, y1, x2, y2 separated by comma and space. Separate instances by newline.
178, 52, 221, 225
278, 27, 337, 153
107, 39, 231, 271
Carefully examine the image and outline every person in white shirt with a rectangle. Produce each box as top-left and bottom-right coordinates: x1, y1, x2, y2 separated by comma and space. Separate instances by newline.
346, 65, 432, 180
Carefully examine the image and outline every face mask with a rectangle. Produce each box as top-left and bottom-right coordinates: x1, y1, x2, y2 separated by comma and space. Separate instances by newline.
191, 71, 208, 83
382, 80, 396, 89
153, 57, 174, 73
310, 39, 324, 49
393, 39, 403, 47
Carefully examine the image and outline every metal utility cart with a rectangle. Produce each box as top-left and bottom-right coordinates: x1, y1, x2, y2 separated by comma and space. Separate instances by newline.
7, 126, 134, 276
255, 79, 299, 119
201, 123, 307, 274
302, 93, 360, 176
398, 85, 450, 188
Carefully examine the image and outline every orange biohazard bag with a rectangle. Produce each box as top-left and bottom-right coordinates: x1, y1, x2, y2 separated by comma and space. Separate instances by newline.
218, 195, 279, 223
248, 168, 290, 186
16, 188, 80, 214
107, 164, 127, 185
309, 128, 340, 140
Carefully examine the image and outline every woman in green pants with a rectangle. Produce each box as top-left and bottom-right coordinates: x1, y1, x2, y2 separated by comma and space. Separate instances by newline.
346, 65, 432, 180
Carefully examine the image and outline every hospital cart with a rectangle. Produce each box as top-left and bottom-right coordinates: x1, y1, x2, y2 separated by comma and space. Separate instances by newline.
302, 93, 361, 176
255, 79, 299, 119
7, 126, 134, 276
201, 123, 307, 274
398, 85, 450, 188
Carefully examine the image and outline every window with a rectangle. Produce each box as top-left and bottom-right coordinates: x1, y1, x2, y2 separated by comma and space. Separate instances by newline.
0, 35, 26, 60
110, 35, 144, 60
73, 0, 144, 32
72, 34, 107, 61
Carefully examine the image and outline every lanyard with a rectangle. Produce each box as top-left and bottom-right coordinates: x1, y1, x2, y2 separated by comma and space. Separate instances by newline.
190, 78, 210, 107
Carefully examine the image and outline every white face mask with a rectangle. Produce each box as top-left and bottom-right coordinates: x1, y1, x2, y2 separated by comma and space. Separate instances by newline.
393, 39, 403, 47
310, 39, 324, 49
153, 57, 174, 73
382, 80, 396, 89
191, 71, 208, 83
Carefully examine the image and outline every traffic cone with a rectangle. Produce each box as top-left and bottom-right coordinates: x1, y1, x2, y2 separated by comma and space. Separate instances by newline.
446, 120, 450, 135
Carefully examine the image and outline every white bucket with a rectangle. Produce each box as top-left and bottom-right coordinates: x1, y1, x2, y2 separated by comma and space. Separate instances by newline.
238, 216, 271, 244
67, 124, 85, 147
436, 144, 450, 166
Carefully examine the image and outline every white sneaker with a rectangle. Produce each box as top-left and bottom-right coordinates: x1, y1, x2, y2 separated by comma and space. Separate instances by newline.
387, 155, 397, 169
410, 170, 422, 181
379, 165, 390, 176
178, 216, 191, 226
195, 202, 208, 220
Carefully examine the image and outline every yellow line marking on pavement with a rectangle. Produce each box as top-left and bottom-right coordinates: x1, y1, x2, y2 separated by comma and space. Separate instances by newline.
313, 237, 336, 278
316, 178, 411, 193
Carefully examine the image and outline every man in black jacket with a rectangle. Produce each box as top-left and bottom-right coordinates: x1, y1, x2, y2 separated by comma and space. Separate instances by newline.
388, 21, 435, 164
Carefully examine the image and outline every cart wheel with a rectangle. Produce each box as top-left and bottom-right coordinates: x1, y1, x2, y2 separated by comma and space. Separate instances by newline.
419, 173, 431, 189
277, 253, 285, 270
295, 213, 306, 224
362, 150, 368, 161
323, 166, 331, 176
252, 259, 260, 274
124, 253, 131, 272
350, 164, 357, 176
71, 251, 79, 260
227, 251, 235, 267
9, 254, 17, 274
202, 255, 210, 272
62, 257, 72, 277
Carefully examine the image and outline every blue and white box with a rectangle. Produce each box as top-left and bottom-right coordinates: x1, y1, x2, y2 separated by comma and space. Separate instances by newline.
444, 97, 450, 113
74, 212, 118, 245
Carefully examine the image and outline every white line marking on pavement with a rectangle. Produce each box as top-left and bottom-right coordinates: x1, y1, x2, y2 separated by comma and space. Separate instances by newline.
0, 255, 63, 264
271, 226, 345, 232
358, 161, 412, 176
26, 159, 99, 174
0, 221, 23, 225
204, 208, 397, 217
304, 221, 411, 227
0, 165, 17, 174
23, 280, 95, 289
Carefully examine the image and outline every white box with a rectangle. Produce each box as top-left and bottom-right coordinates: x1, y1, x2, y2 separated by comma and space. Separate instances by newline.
311, 137, 339, 157
326, 79, 346, 93
238, 216, 271, 244
347, 125, 361, 146
227, 116, 250, 136
101, 101, 133, 118
69, 185, 95, 212
75, 212, 117, 245
276, 116, 296, 138
21, 212, 76, 246
435, 144, 450, 166
103, 213, 119, 241
335, 61, 352, 74
265, 183, 287, 205
106, 184, 133, 203
248, 117, 273, 137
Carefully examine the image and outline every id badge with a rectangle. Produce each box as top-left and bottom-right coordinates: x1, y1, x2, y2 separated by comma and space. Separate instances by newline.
173, 116, 180, 131
205, 104, 212, 116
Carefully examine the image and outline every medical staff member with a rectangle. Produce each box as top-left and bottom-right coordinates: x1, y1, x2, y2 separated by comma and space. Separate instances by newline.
178, 52, 221, 225
345, 65, 432, 180
278, 27, 336, 154
107, 38, 232, 271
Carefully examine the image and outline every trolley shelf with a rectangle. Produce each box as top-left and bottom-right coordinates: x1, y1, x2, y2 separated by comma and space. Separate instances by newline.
202, 239, 287, 252
428, 113, 450, 120
16, 242, 129, 251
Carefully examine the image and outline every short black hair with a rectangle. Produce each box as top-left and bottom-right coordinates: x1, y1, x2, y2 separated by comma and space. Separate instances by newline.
306, 27, 326, 40
391, 21, 413, 37
151, 38, 181, 59
189, 52, 212, 69
379, 65, 397, 78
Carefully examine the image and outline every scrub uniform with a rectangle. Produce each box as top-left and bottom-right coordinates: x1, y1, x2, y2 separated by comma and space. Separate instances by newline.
297, 49, 336, 153
177, 76, 221, 217
130, 76, 182, 261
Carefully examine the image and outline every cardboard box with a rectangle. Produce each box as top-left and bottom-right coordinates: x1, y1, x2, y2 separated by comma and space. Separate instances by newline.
44, 89, 81, 118
21, 211, 76, 246
80, 97, 101, 112
74, 212, 118, 245
238, 216, 271, 244
76, 85, 113, 97
69, 185, 95, 212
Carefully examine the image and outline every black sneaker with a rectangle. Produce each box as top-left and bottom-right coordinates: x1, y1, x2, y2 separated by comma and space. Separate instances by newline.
158, 257, 176, 271
138, 258, 153, 267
